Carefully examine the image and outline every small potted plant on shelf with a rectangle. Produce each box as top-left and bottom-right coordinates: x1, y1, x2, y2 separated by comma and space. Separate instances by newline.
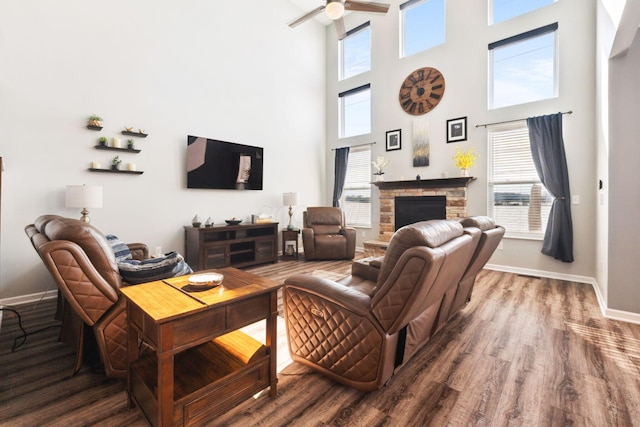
88, 115, 103, 128
127, 139, 135, 149
111, 155, 122, 170
99, 136, 108, 146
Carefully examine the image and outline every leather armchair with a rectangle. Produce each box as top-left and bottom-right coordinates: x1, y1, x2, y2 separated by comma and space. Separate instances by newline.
301, 207, 356, 260
25, 215, 149, 377
284, 219, 481, 391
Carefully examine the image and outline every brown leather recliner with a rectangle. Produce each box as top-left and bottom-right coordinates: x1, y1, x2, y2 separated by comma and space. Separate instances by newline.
447, 216, 505, 320
25, 215, 149, 378
301, 207, 356, 260
283, 219, 481, 391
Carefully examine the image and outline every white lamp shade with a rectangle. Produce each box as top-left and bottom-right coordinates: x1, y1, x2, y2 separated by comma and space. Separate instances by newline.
325, 0, 345, 19
65, 185, 103, 208
283, 192, 299, 206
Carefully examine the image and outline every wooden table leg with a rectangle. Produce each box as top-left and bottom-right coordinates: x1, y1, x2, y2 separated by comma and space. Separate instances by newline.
266, 290, 278, 397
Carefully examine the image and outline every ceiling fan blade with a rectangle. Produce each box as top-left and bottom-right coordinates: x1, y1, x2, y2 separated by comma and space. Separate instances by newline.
288, 6, 325, 28
344, 0, 390, 14
334, 17, 346, 40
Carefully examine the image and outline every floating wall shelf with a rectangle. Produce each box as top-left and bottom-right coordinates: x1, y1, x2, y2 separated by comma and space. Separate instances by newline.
94, 145, 141, 153
88, 168, 144, 175
121, 130, 148, 138
87, 125, 103, 131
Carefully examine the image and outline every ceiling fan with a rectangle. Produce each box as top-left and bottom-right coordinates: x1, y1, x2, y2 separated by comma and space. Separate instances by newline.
289, 0, 390, 40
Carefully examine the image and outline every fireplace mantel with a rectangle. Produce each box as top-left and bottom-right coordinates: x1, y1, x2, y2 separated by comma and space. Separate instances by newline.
373, 177, 476, 190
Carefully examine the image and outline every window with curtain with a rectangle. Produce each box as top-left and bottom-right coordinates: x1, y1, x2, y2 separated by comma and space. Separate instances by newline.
400, 0, 445, 58
340, 22, 371, 81
342, 145, 371, 227
488, 122, 551, 239
339, 84, 371, 138
489, 23, 558, 109
491, 0, 554, 25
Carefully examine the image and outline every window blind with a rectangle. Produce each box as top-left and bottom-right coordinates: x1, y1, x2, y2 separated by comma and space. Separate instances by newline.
488, 123, 551, 238
342, 146, 371, 227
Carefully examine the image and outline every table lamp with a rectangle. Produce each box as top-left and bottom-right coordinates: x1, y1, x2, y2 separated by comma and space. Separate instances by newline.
282, 192, 299, 230
65, 185, 103, 223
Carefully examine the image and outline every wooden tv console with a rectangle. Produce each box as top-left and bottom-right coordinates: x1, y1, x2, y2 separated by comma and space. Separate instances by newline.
184, 222, 278, 271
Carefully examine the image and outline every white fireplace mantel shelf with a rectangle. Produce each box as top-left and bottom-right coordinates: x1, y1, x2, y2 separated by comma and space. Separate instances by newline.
372, 177, 476, 190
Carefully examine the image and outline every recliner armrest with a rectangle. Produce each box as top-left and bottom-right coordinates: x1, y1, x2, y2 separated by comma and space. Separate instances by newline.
284, 274, 371, 315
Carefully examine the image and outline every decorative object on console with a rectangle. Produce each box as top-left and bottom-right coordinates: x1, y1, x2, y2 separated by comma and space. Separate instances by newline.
111, 155, 122, 170
65, 184, 103, 223
252, 213, 273, 224
399, 67, 445, 115
205, 217, 213, 227
225, 218, 242, 225
386, 129, 401, 151
447, 116, 467, 143
453, 146, 477, 177
283, 192, 299, 230
192, 214, 201, 228
412, 119, 430, 167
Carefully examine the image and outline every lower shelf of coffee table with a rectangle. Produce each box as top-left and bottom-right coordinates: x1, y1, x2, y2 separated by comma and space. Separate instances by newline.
131, 330, 270, 426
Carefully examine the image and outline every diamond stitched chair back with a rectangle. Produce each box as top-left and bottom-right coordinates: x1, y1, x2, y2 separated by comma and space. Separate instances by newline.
284, 219, 481, 391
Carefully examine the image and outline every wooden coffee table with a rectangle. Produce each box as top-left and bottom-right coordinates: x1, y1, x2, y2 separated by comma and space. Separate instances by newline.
121, 267, 281, 427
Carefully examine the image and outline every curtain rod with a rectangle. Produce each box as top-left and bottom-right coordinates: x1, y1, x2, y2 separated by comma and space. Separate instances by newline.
475, 111, 573, 128
331, 141, 376, 151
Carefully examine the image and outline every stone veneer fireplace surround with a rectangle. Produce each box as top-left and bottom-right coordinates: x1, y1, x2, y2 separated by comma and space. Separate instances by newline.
364, 177, 476, 257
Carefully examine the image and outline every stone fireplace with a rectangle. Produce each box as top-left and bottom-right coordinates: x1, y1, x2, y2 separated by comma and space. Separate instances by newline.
364, 177, 475, 256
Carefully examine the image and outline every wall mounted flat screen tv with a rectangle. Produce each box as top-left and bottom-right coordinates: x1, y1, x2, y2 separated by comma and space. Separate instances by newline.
187, 135, 263, 190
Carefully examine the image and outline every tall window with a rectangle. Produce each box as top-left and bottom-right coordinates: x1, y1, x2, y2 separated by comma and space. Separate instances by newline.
489, 23, 558, 109
401, 0, 445, 58
340, 22, 371, 80
342, 145, 371, 227
491, 0, 554, 25
339, 84, 371, 138
488, 122, 551, 239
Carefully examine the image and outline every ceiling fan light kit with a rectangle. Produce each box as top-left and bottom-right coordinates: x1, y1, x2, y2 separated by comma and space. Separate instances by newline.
289, 1, 390, 40
325, 0, 345, 19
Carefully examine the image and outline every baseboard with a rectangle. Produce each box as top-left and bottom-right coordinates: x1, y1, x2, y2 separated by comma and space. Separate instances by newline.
485, 263, 640, 325
0, 289, 58, 307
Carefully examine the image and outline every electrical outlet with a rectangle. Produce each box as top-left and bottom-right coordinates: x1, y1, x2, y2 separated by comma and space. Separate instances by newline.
155, 246, 162, 257
361, 231, 366, 237
571, 195, 580, 205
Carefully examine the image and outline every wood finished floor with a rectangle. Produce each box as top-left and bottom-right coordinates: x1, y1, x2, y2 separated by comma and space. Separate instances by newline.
1, 258, 639, 426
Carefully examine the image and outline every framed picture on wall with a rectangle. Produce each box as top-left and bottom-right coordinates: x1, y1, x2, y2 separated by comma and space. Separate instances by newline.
446, 117, 467, 143
386, 129, 402, 151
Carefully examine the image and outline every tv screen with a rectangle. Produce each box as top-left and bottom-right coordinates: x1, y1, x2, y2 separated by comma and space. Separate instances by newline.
187, 135, 263, 190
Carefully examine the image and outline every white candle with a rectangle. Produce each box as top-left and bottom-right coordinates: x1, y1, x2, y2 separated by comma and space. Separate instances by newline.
127, 162, 136, 171
111, 137, 121, 148
91, 161, 101, 169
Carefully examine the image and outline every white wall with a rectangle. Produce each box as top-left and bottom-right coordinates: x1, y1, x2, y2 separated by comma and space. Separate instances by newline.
326, 0, 597, 279
608, 21, 640, 315
0, 0, 327, 299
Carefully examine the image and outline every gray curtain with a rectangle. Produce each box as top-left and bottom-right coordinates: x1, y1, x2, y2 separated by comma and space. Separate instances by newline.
332, 147, 350, 207
527, 113, 574, 262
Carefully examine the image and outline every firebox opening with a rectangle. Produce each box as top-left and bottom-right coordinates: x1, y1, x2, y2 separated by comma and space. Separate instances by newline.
394, 196, 447, 230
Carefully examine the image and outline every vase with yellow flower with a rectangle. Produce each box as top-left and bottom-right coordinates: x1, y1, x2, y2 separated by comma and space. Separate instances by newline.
453, 147, 477, 177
